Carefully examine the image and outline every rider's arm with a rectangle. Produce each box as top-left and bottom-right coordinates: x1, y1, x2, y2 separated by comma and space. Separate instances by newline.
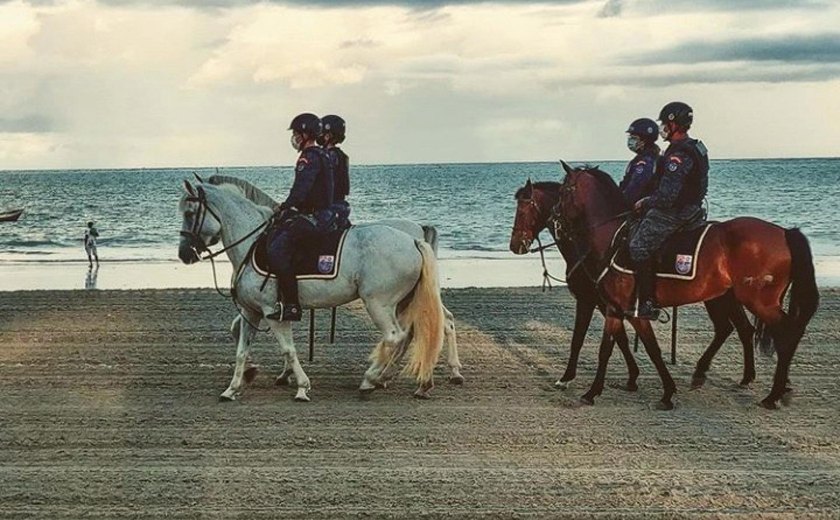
646, 152, 693, 211
622, 158, 655, 205
282, 152, 319, 210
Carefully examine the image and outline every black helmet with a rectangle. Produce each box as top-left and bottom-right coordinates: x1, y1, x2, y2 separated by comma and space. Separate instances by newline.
626, 118, 658, 142
658, 101, 693, 129
321, 114, 346, 144
288, 113, 321, 137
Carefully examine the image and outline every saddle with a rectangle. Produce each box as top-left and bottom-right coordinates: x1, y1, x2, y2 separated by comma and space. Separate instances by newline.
610, 221, 715, 280
251, 228, 350, 280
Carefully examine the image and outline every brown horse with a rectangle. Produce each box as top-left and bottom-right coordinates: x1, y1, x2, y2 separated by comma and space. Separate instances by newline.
510, 179, 757, 399
552, 162, 819, 410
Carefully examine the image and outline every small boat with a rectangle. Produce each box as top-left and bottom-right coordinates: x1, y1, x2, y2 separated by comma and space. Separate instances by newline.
0, 208, 24, 222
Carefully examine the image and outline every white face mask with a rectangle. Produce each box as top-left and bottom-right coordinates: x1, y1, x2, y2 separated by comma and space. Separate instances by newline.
290, 132, 304, 151
626, 135, 643, 153
658, 122, 670, 140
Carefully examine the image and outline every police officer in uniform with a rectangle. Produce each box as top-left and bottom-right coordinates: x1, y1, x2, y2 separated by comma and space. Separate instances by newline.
266, 113, 335, 321
629, 102, 709, 319
319, 114, 352, 229
619, 118, 660, 206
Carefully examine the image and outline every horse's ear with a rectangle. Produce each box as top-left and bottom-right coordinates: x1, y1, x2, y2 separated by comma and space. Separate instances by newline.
196, 184, 206, 199
559, 160, 574, 175
183, 180, 196, 196
193, 172, 204, 183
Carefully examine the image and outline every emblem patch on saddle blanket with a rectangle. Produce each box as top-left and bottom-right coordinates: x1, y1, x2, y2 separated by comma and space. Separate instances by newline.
610, 223, 714, 281
675, 254, 693, 275
317, 255, 335, 274
251, 228, 350, 281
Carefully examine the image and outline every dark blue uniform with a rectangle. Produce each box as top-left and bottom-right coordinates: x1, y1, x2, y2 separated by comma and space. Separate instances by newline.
619, 144, 660, 205
325, 146, 352, 229
267, 146, 334, 281
630, 138, 708, 263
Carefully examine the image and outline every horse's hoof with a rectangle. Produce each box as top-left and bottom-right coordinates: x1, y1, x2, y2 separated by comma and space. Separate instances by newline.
243, 366, 259, 385
690, 375, 706, 390
219, 392, 236, 402
625, 381, 638, 393
275, 376, 291, 387
578, 395, 594, 406
375, 381, 388, 390
413, 388, 432, 400
449, 374, 465, 385
294, 388, 310, 402
555, 380, 571, 390
781, 388, 794, 406
738, 379, 754, 389
654, 400, 674, 411
760, 398, 779, 410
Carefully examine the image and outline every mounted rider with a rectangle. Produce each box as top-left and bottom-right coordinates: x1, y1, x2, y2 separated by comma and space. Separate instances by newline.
265, 113, 335, 321
319, 114, 352, 229
628, 101, 709, 320
619, 118, 660, 206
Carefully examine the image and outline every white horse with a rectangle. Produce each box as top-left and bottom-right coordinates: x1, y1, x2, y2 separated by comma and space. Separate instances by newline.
179, 177, 450, 402
209, 175, 463, 389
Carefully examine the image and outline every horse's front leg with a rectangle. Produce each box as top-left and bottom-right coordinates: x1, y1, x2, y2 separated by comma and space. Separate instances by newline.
220, 310, 259, 401
267, 320, 311, 402
556, 298, 595, 390
579, 316, 621, 405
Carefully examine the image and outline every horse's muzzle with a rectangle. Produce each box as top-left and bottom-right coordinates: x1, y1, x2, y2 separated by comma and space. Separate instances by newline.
509, 235, 532, 255
178, 240, 201, 265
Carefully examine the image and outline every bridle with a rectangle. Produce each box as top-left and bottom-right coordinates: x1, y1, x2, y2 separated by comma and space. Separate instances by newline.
179, 187, 270, 300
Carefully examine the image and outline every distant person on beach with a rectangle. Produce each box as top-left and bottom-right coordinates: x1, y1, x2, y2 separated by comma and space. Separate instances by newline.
629, 101, 709, 319
265, 113, 334, 322
83, 221, 100, 268
319, 114, 352, 229
619, 117, 660, 206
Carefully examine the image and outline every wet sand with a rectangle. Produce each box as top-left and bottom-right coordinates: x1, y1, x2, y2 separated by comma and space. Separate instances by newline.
1, 287, 839, 518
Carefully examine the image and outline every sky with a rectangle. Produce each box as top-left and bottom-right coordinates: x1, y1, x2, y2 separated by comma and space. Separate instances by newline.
0, 0, 838, 168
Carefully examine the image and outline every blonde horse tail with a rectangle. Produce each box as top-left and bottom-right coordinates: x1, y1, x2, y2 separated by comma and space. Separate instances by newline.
401, 240, 445, 392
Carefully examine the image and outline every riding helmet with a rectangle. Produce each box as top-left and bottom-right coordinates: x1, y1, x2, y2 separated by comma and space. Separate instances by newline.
626, 118, 658, 142
321, 114, 346, 144
658, 102, 693, 129
288, 113, 322, 137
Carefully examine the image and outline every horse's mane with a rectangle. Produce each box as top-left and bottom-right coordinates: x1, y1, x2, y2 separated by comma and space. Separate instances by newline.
514, 181, 561, 199
573, 165, 629, 211
208, 175, 277, 208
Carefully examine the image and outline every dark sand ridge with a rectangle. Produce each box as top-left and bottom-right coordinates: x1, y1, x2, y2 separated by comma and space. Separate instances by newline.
1, 287, 838, 519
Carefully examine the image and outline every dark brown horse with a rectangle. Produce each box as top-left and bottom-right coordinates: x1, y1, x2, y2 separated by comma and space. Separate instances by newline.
510, 179, 757, 400
550, 162, 818, 410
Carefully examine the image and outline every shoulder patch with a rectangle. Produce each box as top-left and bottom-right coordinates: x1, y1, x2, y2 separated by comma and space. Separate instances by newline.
667, 162, 678, 172
667, 155, 683, 164
633, 165, 645, 174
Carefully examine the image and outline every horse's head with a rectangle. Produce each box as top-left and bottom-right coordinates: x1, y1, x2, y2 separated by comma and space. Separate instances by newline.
553, 160, 629, 244
510, 178, 561, 255
178, 180, 222, 264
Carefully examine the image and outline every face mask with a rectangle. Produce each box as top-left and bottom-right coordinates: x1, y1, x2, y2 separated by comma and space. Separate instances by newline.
316, 134, 326, 146
290, 132, 304, 151
626, 135, 643, 153
658, 122, 670, 140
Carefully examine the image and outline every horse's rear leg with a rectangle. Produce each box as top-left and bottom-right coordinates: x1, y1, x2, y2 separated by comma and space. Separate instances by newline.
692, 295, 736, 389
630, 317, 676, 410
443, 305, 464, 385
556, 299, 595, 390
360, 300, 408, 394
730, 302, 756, 387
267, 321, 311, 402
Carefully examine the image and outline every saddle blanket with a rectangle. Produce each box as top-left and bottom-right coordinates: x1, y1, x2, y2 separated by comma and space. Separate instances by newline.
611, 222, 714, 281
252, 228, 350, 281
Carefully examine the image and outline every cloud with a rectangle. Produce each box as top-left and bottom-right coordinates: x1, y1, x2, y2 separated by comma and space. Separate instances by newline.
0, 115, 53, 133
632, 34, 840, 65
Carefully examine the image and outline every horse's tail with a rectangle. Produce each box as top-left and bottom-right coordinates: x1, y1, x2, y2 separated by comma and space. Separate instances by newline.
785, 228, 819, 330
401, 240, 445, 387
421, 225, 439, 256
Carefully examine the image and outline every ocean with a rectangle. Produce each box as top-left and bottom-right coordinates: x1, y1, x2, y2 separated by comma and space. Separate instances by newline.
0, 158, 838, 264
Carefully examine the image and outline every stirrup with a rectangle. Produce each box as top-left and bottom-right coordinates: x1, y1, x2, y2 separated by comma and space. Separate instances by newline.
266, 303, 285, 321
632, 300, 661, 321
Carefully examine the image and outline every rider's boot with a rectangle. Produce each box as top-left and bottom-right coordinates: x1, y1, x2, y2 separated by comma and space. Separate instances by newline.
266, 272, 302, 322
632, 259, 660, 320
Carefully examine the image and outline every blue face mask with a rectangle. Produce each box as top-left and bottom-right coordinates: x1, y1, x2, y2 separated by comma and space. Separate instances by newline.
626, 135, 643, 153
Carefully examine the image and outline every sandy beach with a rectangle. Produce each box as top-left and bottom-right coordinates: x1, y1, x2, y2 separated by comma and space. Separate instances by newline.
1, 286, 838, 518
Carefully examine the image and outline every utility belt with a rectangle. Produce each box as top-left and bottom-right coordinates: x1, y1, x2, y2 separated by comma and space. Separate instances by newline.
271, 207, 332, 233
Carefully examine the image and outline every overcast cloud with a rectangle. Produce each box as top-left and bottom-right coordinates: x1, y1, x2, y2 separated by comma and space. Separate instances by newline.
0, 0, 838, 168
